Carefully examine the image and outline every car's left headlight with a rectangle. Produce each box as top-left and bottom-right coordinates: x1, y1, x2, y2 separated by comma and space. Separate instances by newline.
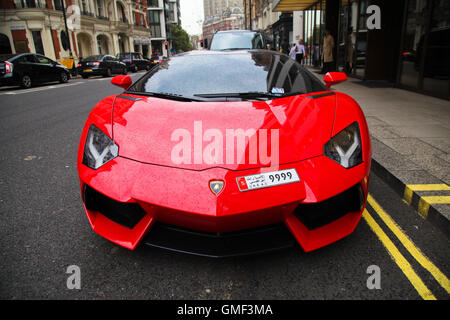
324, 122, 362, 168
82, 124, 119, 169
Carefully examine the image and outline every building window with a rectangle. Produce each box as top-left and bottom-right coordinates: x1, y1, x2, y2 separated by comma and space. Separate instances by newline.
167, 2, 175, 22
81, 0, 89, 13
140, 14, 145, 26
422, 0, 450, 97
53, 0, 63, 11
32, 30, 45, 55
399, 0, 428, 89
150, 25, 161, 38
118, 3, 127, 23
147, 0, 158, 7
96, 0, 103, 17
149, 10, 160, 24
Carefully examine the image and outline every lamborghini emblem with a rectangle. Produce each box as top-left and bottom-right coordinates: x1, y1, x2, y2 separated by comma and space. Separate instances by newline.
209, 180, 224, 195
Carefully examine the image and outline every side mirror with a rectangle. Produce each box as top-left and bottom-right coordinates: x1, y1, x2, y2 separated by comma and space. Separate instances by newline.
111, 75, 132, 90
323, 72, 347, 88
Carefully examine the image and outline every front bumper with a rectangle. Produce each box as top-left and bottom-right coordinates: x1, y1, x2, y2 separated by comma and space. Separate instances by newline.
78, 155, 370, 255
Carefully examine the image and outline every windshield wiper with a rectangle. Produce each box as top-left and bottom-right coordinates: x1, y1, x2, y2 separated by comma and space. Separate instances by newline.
193, 92, 283, 100
125, 91, 200, 102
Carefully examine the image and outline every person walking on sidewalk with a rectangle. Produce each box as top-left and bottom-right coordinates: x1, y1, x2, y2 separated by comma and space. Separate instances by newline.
289, 44, 297, 60
321, 29, 335, 74
295, 39, 306, 65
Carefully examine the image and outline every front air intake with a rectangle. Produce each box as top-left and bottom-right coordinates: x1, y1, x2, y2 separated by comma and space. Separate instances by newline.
294, 183, 365, 230
83, 185, 145, 229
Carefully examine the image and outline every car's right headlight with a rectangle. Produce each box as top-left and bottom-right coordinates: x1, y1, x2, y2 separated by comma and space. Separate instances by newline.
324, 122, 362, 169
82, 124, 118, 170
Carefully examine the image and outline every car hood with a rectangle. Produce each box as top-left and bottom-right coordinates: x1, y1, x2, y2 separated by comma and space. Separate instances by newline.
112, 93, 336, 171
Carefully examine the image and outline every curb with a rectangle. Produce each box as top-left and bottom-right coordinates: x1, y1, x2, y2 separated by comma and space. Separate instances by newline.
370, 138, 449, 238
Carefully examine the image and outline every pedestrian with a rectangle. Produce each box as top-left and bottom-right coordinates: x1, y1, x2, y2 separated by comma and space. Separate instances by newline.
345, 28, 354, 74
320, 29, 335, 74
289, 44, 296, 60
295, 39, 306, 65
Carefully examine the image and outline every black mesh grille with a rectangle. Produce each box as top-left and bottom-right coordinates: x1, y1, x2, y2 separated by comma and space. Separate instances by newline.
83, 185, 145, 229
294, 184, 364, 230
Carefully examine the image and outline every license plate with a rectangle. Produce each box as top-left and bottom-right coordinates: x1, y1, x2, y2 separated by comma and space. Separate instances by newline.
236, 168, 300, 192
84, 69, 92, 72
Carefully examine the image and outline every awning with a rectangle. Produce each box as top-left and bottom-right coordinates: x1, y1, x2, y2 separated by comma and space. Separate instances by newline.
272, 0, 320, 12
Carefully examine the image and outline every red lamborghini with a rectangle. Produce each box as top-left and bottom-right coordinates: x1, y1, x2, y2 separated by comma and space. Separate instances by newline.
77, 50, 371, 257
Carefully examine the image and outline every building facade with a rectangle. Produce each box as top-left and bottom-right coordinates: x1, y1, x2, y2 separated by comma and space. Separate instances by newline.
147, 0, 180, 57
202, 0, 245, 46
0, 0, 152, 62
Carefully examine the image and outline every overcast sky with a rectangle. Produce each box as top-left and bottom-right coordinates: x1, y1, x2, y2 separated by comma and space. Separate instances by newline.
180, 0, 204, 36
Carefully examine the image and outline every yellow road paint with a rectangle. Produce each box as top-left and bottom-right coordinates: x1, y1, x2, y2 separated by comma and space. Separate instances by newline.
368, 194, 450, 294
418, 198, 430, 219
418, 196, 450, 219
407, 184, 450, 191
420, 195, 450, 204
362, 209, 436, 300
403, 184, 449, 205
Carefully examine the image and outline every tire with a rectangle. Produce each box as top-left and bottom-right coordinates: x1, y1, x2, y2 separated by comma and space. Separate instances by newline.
59, 72, 69, 83
20, 74, 32, 88
122, 68, 127, 75
82, 75, 89, 79
104, 68, 112, 77
145, 65, 151, 71
132, 65, 138, 73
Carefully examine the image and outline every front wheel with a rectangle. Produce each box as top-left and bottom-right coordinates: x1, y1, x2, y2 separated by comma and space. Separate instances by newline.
122, 68, 127, 75
82, 74, 89, 79
59, 72, 69, 83
20, 75, 32, 88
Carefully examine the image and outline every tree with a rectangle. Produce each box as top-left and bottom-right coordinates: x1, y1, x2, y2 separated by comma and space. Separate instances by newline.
171, 24, 192, 52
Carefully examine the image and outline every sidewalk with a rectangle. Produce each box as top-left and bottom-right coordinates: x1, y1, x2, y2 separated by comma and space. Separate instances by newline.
310, 69, 449, 235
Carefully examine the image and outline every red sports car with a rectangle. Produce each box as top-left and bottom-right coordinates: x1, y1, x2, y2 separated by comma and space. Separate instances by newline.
77, 50, 371, 257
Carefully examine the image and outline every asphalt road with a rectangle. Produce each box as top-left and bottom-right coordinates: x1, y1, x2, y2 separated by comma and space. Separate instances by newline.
0, 75, 448, 300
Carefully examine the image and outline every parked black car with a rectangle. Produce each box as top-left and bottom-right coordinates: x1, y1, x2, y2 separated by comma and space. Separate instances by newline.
77, 55, 127, 79
0, 53, 70, 88
116, 52, 152, 72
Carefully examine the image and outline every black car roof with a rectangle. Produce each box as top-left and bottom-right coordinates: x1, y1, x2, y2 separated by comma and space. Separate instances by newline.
0, 53, 31, 61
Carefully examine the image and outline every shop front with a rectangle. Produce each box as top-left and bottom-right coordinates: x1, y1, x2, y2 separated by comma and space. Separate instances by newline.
273, 0, 449, 100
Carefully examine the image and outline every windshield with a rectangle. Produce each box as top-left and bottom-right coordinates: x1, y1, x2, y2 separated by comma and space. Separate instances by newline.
210, 32, 264, 50
127, 51, 327, 100
83, 55, 104, 62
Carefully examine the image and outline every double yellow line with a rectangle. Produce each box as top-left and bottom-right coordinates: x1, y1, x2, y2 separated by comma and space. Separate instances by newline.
362, 194, 450, 300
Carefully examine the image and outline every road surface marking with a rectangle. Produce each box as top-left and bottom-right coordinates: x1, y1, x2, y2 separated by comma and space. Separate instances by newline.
362, 209, 436, 300
0, 81, 83, 95
418, 196, 450, 218
404, 184, 450, 205
368, 194, 450, 294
